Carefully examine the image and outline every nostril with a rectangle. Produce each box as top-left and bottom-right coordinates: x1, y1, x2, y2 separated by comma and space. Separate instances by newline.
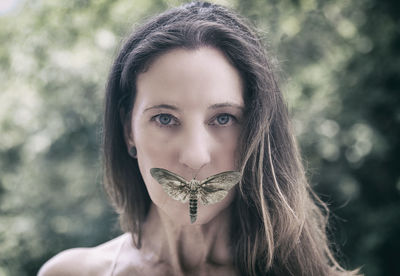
179, 154, 210, 172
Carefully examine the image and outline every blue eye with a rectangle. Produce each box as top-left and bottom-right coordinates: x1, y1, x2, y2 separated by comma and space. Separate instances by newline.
159, 114, 172, 125
210, 113, 237, 126
152, 113, 179, 127
216, 114, 230, 125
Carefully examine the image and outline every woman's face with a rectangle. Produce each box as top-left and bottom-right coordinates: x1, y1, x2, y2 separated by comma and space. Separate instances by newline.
126, 47, 244, 225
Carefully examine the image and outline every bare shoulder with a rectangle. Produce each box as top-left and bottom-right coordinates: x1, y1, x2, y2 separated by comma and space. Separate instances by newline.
38, 233, 129, 276
38, 247, 95, 276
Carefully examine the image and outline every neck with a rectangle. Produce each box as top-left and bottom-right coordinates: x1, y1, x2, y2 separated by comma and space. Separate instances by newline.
140, 204, 234, 274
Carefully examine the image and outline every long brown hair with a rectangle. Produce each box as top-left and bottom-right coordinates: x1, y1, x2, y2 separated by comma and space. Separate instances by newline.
103, 1, 360, 275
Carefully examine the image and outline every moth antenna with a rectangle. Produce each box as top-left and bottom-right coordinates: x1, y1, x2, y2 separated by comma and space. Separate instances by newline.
193, 164, 206, 180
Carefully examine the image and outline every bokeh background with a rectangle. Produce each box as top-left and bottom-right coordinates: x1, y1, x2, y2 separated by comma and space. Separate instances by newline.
0, 0, 399, 275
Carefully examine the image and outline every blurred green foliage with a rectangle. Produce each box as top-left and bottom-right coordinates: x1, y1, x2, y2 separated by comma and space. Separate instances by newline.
0, 0, 399, 275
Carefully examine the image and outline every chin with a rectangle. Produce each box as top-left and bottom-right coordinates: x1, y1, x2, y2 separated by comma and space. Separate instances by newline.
194, 202, 233, 225
164, 209, 225, 226
167, 198, 235, 226
190, 213, 220, 225
152, 189, 236, 226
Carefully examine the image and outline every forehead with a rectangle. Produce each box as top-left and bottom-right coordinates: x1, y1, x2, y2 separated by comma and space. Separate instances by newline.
134, 47, 244, 110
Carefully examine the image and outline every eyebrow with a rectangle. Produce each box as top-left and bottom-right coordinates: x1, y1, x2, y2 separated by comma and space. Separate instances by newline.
144, 104, 179, 113
143, 102, 244, 113
208, 102, 244, 110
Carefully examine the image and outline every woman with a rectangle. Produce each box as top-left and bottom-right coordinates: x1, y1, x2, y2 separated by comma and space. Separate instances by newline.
39, 1, 360, 275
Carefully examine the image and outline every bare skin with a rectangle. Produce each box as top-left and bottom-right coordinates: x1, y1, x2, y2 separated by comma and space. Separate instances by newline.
113, 204, 236, 275
38, 204, 237, 276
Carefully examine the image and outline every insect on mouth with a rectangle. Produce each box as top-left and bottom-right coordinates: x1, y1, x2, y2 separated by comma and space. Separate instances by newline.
150, 168, 242, 224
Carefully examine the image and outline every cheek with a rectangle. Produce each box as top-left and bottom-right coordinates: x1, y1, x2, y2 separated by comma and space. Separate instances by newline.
137, 155, 172, 212
211, 127, 241, 169
132, 124, 174, 206
134, 122, 174, 163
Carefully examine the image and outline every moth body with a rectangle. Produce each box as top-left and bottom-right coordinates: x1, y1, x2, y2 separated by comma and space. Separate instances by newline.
189, 192, 198, 223
189, 179, 200, 191
189, 180, 199, 223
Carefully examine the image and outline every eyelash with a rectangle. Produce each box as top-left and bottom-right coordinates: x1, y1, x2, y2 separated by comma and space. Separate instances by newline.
151, 113, 180, 128
150, 113, 238, 128
209, 113, 238, 127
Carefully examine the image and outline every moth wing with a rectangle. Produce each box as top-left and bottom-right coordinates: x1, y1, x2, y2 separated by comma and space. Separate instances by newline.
198, 171, 241, 205
198, 189, 230, 205
150, 168, 190, 203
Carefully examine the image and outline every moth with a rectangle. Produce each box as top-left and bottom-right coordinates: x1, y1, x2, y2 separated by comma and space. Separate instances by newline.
150, 168, 241, 223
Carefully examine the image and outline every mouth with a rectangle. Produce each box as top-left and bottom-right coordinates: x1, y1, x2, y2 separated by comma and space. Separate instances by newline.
150, 167, 241, 223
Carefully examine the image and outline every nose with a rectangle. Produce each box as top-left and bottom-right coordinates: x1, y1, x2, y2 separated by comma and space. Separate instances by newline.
178, 124, 211, 173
